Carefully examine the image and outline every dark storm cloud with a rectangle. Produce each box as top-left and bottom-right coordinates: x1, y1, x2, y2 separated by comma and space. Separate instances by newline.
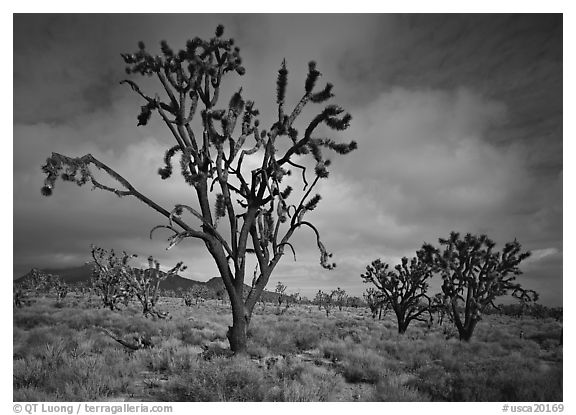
338, 14, 562, 174
13, 14, 562, 305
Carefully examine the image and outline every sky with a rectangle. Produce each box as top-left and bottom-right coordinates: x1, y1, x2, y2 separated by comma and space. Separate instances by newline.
12, 14, 563, 305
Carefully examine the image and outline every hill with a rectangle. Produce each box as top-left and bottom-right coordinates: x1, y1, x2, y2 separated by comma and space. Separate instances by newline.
15, 265, 278, 299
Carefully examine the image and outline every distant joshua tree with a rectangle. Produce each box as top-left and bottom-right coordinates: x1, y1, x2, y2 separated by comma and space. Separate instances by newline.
314, 290, 324, 311
54, 279, 68, 304
14, 269, 68, 307
314, 289, 334, 317
331, 287, 347, 311
346, 295, 362, 309
184, 285, 210, 306
361, 257, 433, 334
90, 248, 133, 311
40, 25, 356, 354
363, 288, 387, 320
91, 246, 185, 318
286, 291, 301, 308
275, 281, 287, 307
419, 232, 538, 341
430, 293, 452, 326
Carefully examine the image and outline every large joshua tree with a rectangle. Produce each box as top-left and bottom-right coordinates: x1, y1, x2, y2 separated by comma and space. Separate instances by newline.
419, 232, 538, 341
40, 25, 356, 353
361, 257, 433, 334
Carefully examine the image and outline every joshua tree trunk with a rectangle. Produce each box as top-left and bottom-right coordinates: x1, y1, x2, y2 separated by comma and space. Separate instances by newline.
451, 302, 478, 341
227, 305, 251, 353
457, 319, 477, 341
396, 312, 408, 334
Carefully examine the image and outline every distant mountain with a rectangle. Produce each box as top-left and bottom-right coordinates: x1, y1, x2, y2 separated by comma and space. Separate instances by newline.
14, 265, 278, 299
158, 274, 205, 291
15, 263, 206, 290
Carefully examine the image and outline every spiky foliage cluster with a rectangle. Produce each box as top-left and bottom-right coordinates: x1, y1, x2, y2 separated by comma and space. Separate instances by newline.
91, 245, 186, 318
419, 232, 538, 341
40, 25, 356, 353
361, 257, 433, 333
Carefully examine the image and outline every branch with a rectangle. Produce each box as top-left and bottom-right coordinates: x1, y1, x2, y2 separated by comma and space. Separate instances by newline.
169, 204, 233, 256
292, 220, 335, 270
43, 153, 200, 232
277, 242, 297, 261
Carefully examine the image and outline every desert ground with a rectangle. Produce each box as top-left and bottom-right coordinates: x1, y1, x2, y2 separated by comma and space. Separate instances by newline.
13, 293, 562, 402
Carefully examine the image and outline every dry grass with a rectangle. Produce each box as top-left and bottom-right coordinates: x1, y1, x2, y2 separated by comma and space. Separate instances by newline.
13, 293, 563, 401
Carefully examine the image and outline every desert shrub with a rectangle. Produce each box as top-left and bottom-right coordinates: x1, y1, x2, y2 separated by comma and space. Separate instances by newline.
13, 358, 49, 390
14, 293, 563, 401
13, 310, 56, 329
247, 323, 298, 354
339, 348, 389, 383
319, 339, 388, 384
293, 323, 324, 351
408, 353, 562, 402
13, 386, 55, 402
159, 356, 266, 401
172, 320, 204, 345
138, 345, 199, 373
527, 330, 563, 346
246, 342, 269, 359
268, 364, 344, 401
370, 374, 429, 402
14, 348, 136, 401
407, 363, 454, 401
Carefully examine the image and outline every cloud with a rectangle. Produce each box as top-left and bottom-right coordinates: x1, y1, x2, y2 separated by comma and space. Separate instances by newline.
12, 14, 562, 306
321, 88, 531, 239
524, 248, 562, 267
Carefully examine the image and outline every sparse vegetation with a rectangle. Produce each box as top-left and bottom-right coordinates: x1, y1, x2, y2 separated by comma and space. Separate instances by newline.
13, 291, 561, 401
24, 20, 560, 404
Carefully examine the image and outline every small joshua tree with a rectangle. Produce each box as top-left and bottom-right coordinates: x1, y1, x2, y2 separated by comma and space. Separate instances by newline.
91, 247, 134, 311
275, 281, 287, 308
419, 232, 538, 341
92, 246, 186, 318
430, 293, 451, 326
361, 257, 432, 334
40, 25, 356, 354
363, 287, 387, 320
286, 291, 301, 308
346, 295, 362, 309
190, 285, 210, 305
14, 269, 66, 306
332, 287, 347, 311
183, 291, 194, 307
13, 287, 26, 308
314, 289, 324, 311
322, 291, 335, 317
314, 289, 334, 317
54, 279, 68, 304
